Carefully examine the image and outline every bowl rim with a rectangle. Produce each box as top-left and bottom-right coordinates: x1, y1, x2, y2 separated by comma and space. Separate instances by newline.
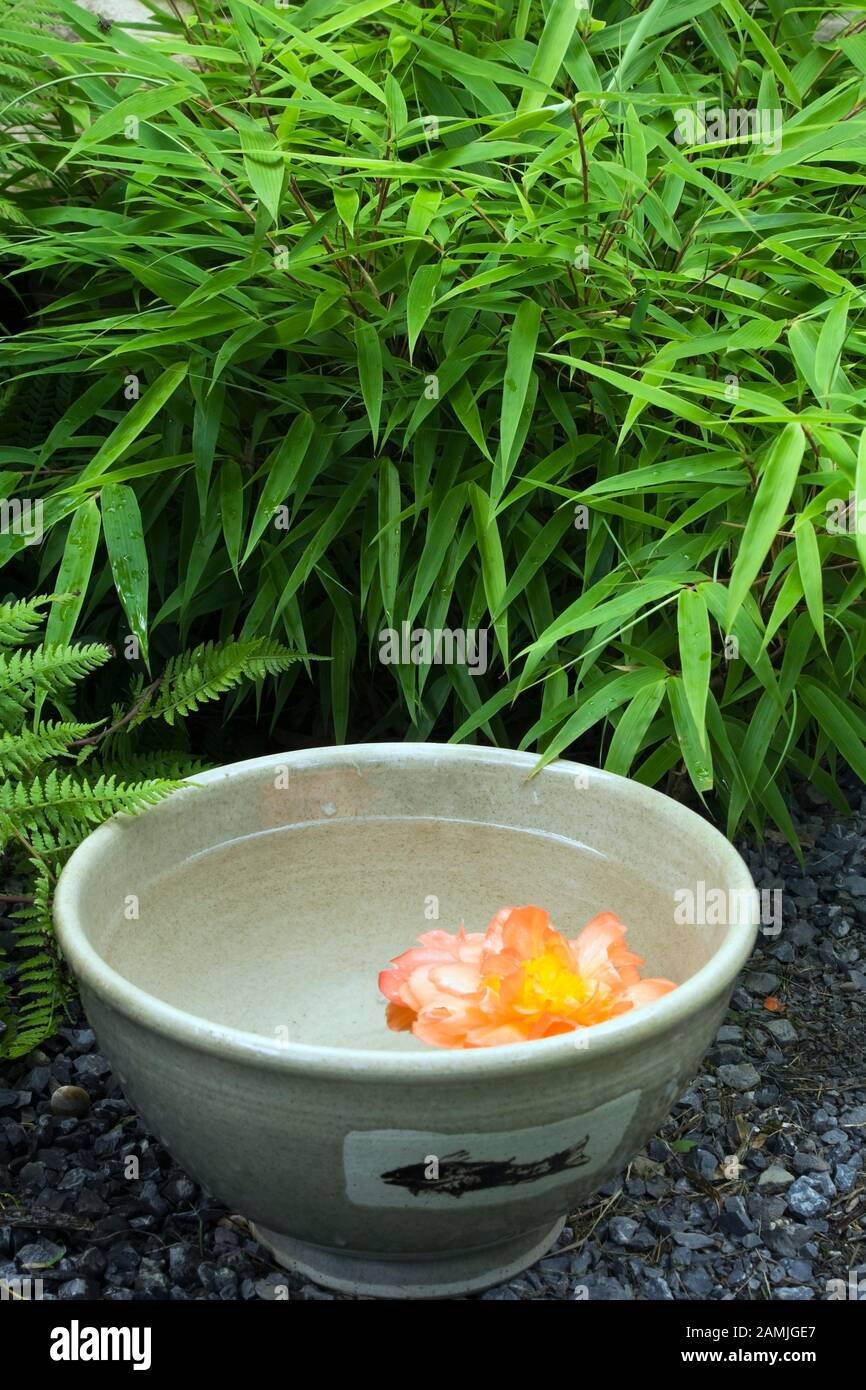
53, 743, 759, 1080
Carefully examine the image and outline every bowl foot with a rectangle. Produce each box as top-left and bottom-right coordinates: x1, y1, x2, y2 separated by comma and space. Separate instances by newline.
250, 1216, 566, 1299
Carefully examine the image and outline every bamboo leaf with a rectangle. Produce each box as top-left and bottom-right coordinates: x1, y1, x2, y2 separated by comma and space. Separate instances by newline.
44, 499, 101, 649
533, 670, 661, 771
333, 186, 360, 234
57, 84, 190, 168
794, 517, 826, 650
406, 264, 441, 360
240, 123, 284, 223
407, 486, 467, 625
726, 423, 805, 629
604, 678, 667, 776
499, 300, 541, 485
244, 413, 316, 564
677, 586, 712, 750
78, 364, 189, 487
356, 322, 383, 450
517, 0, 580, 113
377, 459, 402, 623
219, 461, 244, 579
667, 675, 713, 793
815, 295, 849, 403
801, 678, 866, 782
101, 484, 150, 666
470, 484, 509, 666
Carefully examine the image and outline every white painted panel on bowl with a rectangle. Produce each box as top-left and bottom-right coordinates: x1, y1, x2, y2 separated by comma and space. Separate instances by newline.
343, 1089, 641, 1208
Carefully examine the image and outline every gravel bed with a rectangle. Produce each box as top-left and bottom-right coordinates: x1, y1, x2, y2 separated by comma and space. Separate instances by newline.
1, 785, 864, 1301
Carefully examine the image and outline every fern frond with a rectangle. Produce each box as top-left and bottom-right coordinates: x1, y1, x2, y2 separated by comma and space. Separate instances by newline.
26, 822, 93, 858
0, 720, 100, 777
0, 865, 67, 1060
144, 638, 300, 726
0, 771, 185, 847
0, 687, 28, 729
94, 750, 209, 782
0, 594, 50, 645
0, 641, 112, 702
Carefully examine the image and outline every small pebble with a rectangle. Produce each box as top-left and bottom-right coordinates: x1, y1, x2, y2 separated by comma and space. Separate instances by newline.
786, 1175, 834, 1219
49, 1085, 91, 1119
792, 1151, 830, 1174
16, 1240, 64, 1270
716, 1062, 761, 1092
765, 1018, 798, 1043
758, 1166, 796, 1193
745, 971, 780, 995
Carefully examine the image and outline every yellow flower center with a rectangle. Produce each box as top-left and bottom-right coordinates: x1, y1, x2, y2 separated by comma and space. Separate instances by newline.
484, 947, 607, 1019
516, 949, 592, 1014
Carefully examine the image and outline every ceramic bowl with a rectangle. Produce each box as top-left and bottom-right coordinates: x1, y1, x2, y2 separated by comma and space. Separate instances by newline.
54, 744, 758, 1297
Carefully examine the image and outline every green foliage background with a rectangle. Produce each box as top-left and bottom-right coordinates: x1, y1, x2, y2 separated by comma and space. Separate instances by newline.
2, 0, 866, 852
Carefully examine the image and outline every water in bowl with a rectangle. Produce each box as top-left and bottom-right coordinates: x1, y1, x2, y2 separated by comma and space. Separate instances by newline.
103, 817, 677, 1051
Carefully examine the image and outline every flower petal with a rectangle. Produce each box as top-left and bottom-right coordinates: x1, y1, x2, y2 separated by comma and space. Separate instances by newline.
428, 962, 483, 997
385, 1001, 416, 1032
622, 978, 677, 1008
571, 913, 644, 988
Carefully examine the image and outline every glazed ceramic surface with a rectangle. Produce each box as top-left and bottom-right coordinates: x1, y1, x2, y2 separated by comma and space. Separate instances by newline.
54, 745, 758, 1297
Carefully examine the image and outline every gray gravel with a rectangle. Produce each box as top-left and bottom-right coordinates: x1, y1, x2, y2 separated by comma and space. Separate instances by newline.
1, 781, 864, 1300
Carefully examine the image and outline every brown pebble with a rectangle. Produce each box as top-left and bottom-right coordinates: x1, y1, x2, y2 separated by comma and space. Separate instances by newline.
49, 1085, 91, 1118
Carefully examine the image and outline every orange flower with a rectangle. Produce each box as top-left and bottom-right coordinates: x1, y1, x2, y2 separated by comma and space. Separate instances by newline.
379, 906, 676, 1049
